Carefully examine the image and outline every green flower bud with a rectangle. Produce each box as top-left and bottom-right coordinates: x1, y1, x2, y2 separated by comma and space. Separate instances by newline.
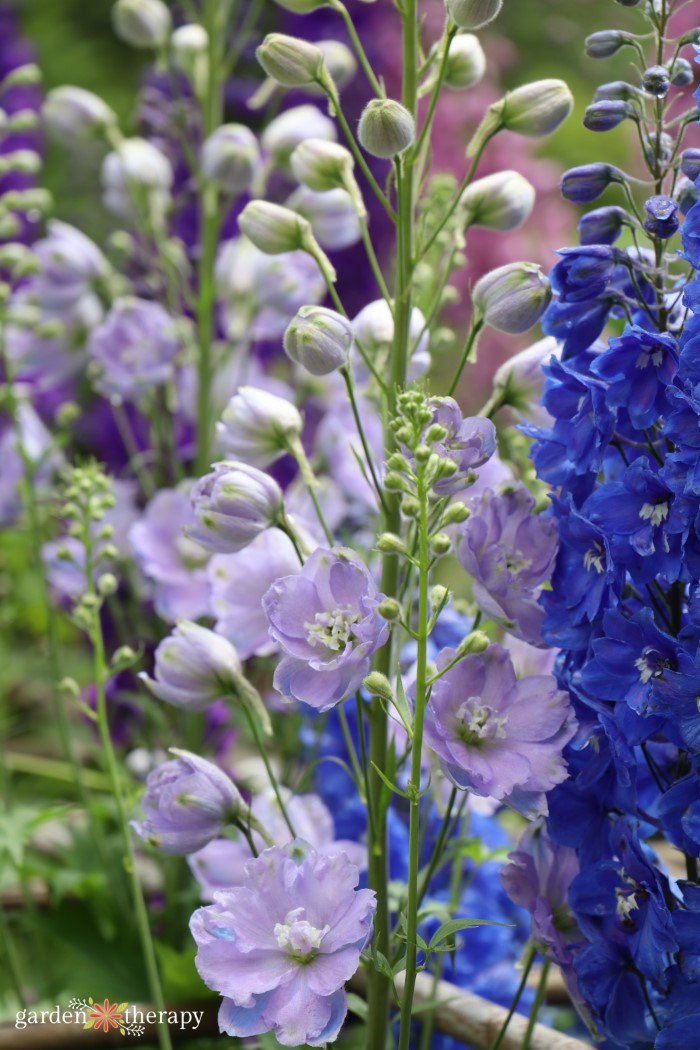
441, 501, 470, 525
457, 630, 491, 655
171, 24, 209, 93
363, 671, 394, 702
98, 573, 119, 597
358, 99, 415, 159
445, 0, 503, 29
401, 497, 421, 518
112, 0, 172, 48
431, 533, 452, 555
473, 261, 552, 335
238, 199, 312, 255
443, 33, 486, 89
376, 532, 407, 554
377, 598, 402, 621
256, 33, 326, 88
502, 79, 573, 137
291, 139, 353, 193
430, 585, 448, 607
461, 170, 535, 231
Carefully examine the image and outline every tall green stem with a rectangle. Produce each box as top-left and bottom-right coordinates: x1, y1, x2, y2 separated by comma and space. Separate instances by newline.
366, 4, 418, 1046
195, 0, 226, 475
83, 534, 172, 1050
397, 466, 429, 1050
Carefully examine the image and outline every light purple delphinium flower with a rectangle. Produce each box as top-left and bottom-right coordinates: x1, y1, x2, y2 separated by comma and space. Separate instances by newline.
500, 822, 591, 1028
263, 547, 388, 711
190, 840, 375, 1046
416, 396, 496, 496
132, 748, 245, 854
140, 621, 243, 711
33, 220, 109, 305
457, 485, 559, 646
88, 296, 182, 401
209, 529, 303, 659
188, 461, 284, 555
129, 482, 212, 622
189, 787, 366, 900
423, 644, 576, 818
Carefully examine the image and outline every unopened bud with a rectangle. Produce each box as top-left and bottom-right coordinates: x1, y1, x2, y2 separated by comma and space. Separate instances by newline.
461, 170, 534, 231
363, 671, 394, 702
681, 149, 700, 183
401, 497, 420, 518
583, 100, 635, 132
445, 0, 502, 29
316, 41, 357, 92
1, 64, 41, 90
442, 34, 486, 89
201, 124, 259, 194
560, 162, 621, 204
430, 585, 448, 608
284, 305, 352, 375
642, 65, 669, 98
469, 79, 572, 155
585, 30, 633, 59
171, 24, 209, 91
291, 138, 354, 193
669, 57, 693, 88
358, 99, 415, 159
256, 33, 327, 88
577, 205, 626, 246
441, 501, 469, 525
376, 532, 407, 554
112, 0, 171, 48
112, 645, 138, 670
377, 598, 401, 621
473, 262, 551, 335
44, 86, 117, 141
238, 199, 311, 255
457, 630, 490, 655
58, 677, 81, 699
431, 533, 452, 555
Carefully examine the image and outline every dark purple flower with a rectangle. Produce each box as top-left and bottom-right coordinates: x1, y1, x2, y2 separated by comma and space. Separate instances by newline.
643, 195, 679, 239
190, 840, 375, 1045
560, 163, 621, 204
457, 485, 559, 646
132, 749, 245, 854
423, 644, 576, 817
263, 547, 388, 711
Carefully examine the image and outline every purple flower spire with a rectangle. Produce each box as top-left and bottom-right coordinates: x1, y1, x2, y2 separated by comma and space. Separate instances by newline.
132, 749, 245, 855
190, 840, 375, 1046
263, 547, 388, 711
423, 644, 577, 817
457, 485, 559, 646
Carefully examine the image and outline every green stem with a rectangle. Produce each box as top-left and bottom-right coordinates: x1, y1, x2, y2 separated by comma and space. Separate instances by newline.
288, 439, 335, 546
340, 367, 388, 514
241, 704, 297, 838
4, 751, 112, 792
488, 943, 536, 1050
195, 0, 226, 475
84, 538, 172, 1050
447, 317, 484, 397
397, 466, 430, 1050
329, 0, 385, 97
521, 957, 550, 1050
417, 138, 491, 262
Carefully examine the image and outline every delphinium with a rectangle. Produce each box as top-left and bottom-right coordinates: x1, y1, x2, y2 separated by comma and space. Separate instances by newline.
0, 0, 591, 1047
501, 0, 700, 1047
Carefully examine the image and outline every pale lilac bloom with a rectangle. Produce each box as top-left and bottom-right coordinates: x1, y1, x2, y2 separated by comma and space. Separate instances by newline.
190, 841, 375, 1046
132, 748, 245, 855
423, 644, 576, 818
88, 296, 182, 401
286, 186, 361, 251
33, 220, 109, 303
188, 461, 284, 555
141, 621, 243, 711
457, 485, 558, 647
492, 336, 560, 427
209, 529, 302, 659
500, 822, 590, 1025
129, 482, 212, 623
215, 236, 325, 343
216, 386, 302, 468
419, 397, 496, 496
189, 787, 366, 900
263, 547, 388, 711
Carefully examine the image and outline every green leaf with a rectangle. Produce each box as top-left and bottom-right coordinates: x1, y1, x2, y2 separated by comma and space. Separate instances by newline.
370, 761, 411, 799
345, 992, 368, 1021
391, 675, 414, 738
427, 917, 513, 952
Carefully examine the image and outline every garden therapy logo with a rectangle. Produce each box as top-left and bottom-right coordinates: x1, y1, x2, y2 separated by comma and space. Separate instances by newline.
69, 998, 144, 1037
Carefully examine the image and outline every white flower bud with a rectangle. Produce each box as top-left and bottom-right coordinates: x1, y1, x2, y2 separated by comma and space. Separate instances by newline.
316, 41, 357, 92
201, 124, 260, 194
501, 79, 573, 137
358, 98, 415, 158
473, 262, 552, 334
443, 34, 486, 89
261, 105, 337, 165
256, 33, 327, 88
102, 137, 173, 220
238, 199, 313, 255
112, 0, 172, 48
461, 170, 535, 231
284, 305, 353, 375
217, 386, 303, 467
446, 0, 503, 29
43, 86, 117, 141
291, 139, 353, 193
286, 186, 361, 251
171, 24, 209, 92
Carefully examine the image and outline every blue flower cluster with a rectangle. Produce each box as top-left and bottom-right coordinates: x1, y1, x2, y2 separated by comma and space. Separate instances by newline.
525, 21, 700, 1049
